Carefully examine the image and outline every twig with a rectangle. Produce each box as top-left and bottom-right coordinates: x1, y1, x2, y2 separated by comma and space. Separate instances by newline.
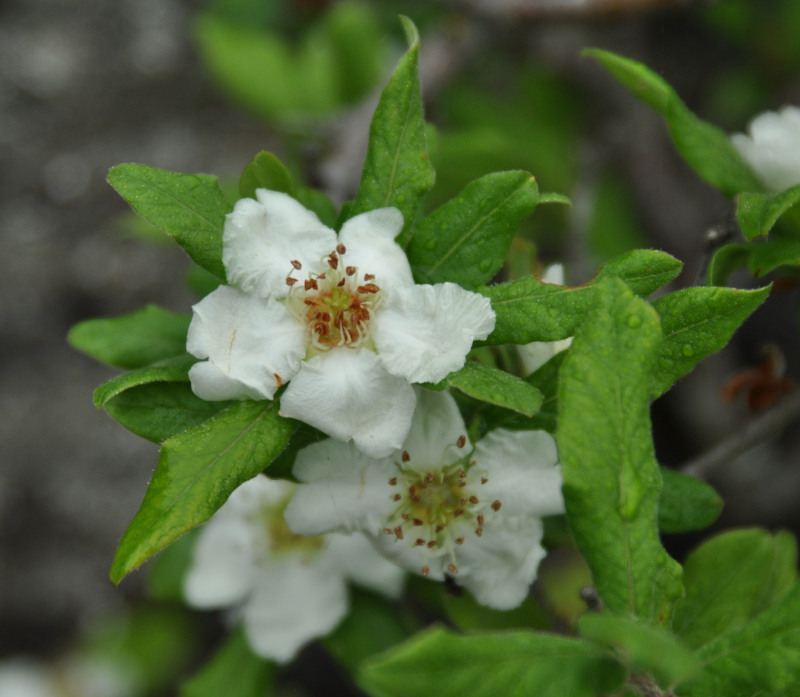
681, 391, 800, 479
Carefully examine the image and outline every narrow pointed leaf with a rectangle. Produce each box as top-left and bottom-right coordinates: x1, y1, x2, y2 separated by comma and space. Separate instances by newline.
351, 17, 435, 242
557, 277, 683, 624
651, 285, 770, 396
408, 171, 539, 288
436, 361, 543, 417
69, 305, 191, 369
105, 382, 232, 444
585, 49, 761, 196
673, 529, 797, 650
657, 468, 723, 534
108, 163, 231, 279
110, 400, 296, 584
481, 249, 681, 345
93, 355, 195, 408
681, 581, 800, 697
358, 626, 626, 697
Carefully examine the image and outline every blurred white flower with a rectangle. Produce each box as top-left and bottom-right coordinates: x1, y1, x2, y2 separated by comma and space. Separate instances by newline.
731, 106, 800, 192
0, 656, 133, 697
187, 190, 495, 458
183, 474, 404, 664
285, 389, 565, 610
518, 264, 572, 374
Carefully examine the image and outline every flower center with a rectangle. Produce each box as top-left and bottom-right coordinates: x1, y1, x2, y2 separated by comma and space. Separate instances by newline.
382, 444, 503, 578
285, 244, 382, 352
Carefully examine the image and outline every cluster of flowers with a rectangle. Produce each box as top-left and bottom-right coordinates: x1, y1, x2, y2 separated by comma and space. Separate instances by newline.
183, 191, 567, 662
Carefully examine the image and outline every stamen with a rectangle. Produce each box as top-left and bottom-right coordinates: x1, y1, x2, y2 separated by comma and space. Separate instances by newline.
393, 526, 404, 540
477, 514, 485, 527
290, 259, 302, 270
427, 541, 437, 548
481, 477, 489, 484
383, 527, 392, 535
336, 243, 346, 254
456, 435, 467, 448
414, 539, 425, 547
421, 565, 430, 577
475, 527, 483, 537
491, 500, 502, 511
413, 518, 424, 526
447, 563, 459, 574
389, 477, 398, 486
346, 266, 356, 276
469, 495, 479, 505
392, 494, 401, 502
455, 537, 465, 545
402, 451, 411, 463
304, 278, 318, 291
364, 273, 375, 281
286, 276, 297, 286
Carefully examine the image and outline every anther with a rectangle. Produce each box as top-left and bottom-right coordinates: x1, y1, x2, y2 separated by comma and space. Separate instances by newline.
435, 525, 444, 533
491, 500, 502, 511
414, 539, 425, 547
425, 473, 436, 483
346, 266, 356, 276
364, 273, 375, 281
456, 435, 467, 448
413, 518, 424, 526
393, 526, 404, 540
337, 278, 346, 287
358, 283, 380, 294
468, 495, 479, 505
447, 563, 459, 575
421, 565, 430, 577
458, 482, 466, 487
336, 243, 346, 254
475, 528, 483, 537
477, 514, 484, 527
402, 451, 411, 463
389, 477, 398, 486
290, 259, 302, 270
274, 373, 283, 387
459, 470, 467, 479
401, 514, 409, 521
304, 278, 318, 291
481, 477, 489, 484
382, 527, 392, 535
327, 255, 339, 270
427, 541, 437, 548
285, 276, 297, 286
455, 537, 464, 545
454, 509, 464, 517
392, 494, 401, 502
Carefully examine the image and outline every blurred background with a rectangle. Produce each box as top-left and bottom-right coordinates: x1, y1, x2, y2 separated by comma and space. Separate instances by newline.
2, 0, 800, 694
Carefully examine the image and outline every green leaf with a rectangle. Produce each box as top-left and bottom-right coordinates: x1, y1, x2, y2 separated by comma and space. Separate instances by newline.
105, 382, 231, 444
657, 468, 723, 534
747, 237, 800, 276
295, 187, 338, 228
93, 355, 195, 408
673, 528, 797, 650
180, 629, 274, 697
358, 626, 626, 697
557, 277, 683, 624
681, 581, 800, 697
578, 613, 698, 687
407, 171, 539, 288
238, 151, 294, 200
442, 593, 549, 633
651, 285, 769, 396
69, 305, 191, 369
481, 249, 682, 345
350, 17, 435, 242
436, 361, 543, 417
585, 49, 761, 196
324, 589, 417, 673
108, 163, 231, 279
737, 184, 800, 241
707, 243, 751, 285
110, 400, 296, 584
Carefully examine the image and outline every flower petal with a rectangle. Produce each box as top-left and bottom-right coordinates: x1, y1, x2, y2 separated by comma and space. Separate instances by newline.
279, 348, 416, 458
187, 285, 305, 401
374, 282, 496, 384
474, 429, 565, 518
454, 518, 546, 610
732, 106, 800, 192
184, 515, 258, 608
400, 388, 470, 471
223, 190, 337, 298
285, 439, 396, 535
242, 554, 348, 663
338, 208, 414, 290
324, 533, 406, 598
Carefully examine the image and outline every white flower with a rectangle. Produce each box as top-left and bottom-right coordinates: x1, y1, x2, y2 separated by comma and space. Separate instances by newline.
0, 656, 133, 697
284, 389, 565, 610
183, 474, 404, 664
731, 105, 800, 192
518, 264, 572, 374
187, 190, 496, 458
